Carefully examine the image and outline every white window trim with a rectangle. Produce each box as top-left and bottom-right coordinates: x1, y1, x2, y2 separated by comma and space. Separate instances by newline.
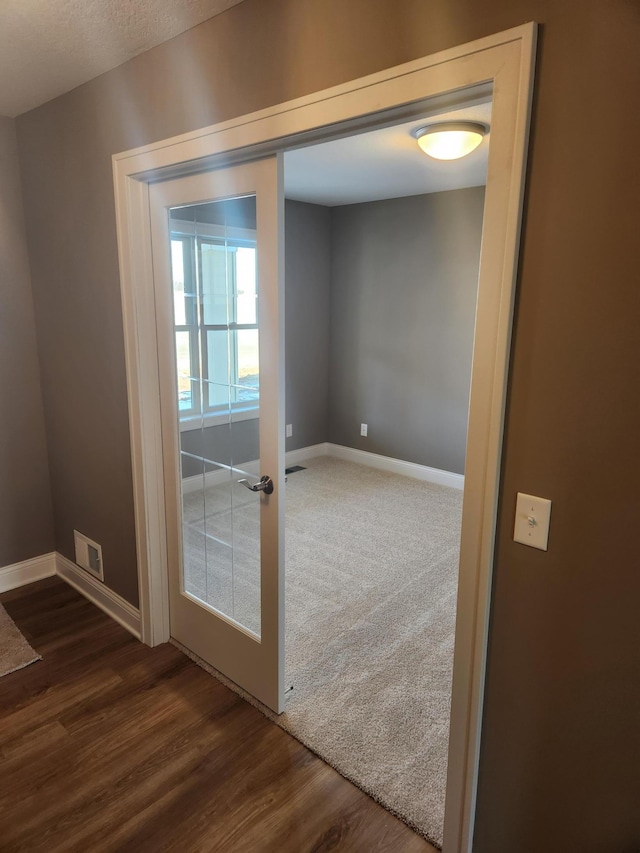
169, 221, 256, 242
178, 405, 259, 432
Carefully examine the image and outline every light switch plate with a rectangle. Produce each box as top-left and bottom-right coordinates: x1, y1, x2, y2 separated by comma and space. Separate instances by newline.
513, 492, 552, 551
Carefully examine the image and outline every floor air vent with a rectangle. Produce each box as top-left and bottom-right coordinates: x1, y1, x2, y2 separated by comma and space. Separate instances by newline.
285, 465, 306, 475
73, 530, 104, 581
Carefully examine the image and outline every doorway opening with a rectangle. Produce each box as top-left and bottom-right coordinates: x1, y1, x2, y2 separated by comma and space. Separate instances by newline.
113, 25, 537, 853
270, 101, 489, 846
159, 101, 488, 847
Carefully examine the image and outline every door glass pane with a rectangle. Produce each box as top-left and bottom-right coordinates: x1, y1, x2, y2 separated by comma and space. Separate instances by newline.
170, 196, 261, 636
206, 329, 231, 390
201, 242, 231, 325
235, 329, 259, 403
171, 239, 187, 325
175, 330, 195, 412
236, 246, 257, 324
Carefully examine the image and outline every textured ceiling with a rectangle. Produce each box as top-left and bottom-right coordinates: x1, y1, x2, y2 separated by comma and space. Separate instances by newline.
0, 0, 246, 117
2, 1, 490, 206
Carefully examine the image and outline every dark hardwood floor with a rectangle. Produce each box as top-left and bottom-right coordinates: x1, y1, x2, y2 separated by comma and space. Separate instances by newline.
0, 577, 435, 852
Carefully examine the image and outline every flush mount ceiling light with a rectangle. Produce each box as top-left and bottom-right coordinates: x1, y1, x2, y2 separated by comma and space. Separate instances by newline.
412, 121, 488, 160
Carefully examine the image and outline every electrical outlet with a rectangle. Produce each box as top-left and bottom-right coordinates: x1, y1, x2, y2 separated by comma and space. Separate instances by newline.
360, 423, 368, 437
286, 424, 293, 438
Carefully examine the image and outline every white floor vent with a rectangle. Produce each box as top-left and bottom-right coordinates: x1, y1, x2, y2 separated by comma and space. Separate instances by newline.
73, 530, 104, 581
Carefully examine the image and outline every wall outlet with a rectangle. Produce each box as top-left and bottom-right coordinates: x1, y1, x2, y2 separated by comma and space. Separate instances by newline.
286, 424, 293, 438
74, 530, 104, 581
360, 423, 368, 437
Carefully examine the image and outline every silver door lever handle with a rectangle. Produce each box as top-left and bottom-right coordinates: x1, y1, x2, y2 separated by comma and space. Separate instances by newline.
238, 475, 274, 495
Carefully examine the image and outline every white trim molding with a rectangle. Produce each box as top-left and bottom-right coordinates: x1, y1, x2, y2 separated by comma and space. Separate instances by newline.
55, 554, 141, 640
0, 551, 141, 642
179, 406, 258, 432
284, 443, 329, 467
0, 552, 56, 593
113, 23, 537, 853
326, 444, 464, 490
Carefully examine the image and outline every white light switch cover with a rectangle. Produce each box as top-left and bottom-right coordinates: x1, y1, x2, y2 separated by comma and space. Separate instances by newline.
513, 492, 552, 551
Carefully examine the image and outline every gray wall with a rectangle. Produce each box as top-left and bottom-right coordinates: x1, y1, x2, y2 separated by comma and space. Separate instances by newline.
328, 189, 484, 474
181, 419, 259, 478
285, 200, 331, 451
0, 117, 54, 567
14, 1, 640, 849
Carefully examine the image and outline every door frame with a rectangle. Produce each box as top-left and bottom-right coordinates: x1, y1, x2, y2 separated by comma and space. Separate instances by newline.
112, 22, 537, 853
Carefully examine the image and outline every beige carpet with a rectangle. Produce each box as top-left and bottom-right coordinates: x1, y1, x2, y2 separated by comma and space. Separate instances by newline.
0, 602, 41, 677
180, 456, 462, 849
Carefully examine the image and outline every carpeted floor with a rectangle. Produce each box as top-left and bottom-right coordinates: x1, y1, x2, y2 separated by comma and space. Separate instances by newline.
0, 602, 41, 678
181, 456, 462, 849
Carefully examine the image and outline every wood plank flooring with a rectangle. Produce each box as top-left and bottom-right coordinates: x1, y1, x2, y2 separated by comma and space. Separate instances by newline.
0, 578, 436, 852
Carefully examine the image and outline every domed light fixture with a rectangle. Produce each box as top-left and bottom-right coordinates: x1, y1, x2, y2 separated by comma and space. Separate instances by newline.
412, 121, 488, 160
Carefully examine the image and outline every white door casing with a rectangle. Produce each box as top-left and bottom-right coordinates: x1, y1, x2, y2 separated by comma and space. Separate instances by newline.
113, 23, 537, 852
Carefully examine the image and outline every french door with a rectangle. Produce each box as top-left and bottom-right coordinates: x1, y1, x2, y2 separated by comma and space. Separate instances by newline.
149, 156, 285, 713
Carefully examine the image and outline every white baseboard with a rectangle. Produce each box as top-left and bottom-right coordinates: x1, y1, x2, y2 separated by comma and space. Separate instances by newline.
55, 553, 141, 640
285, 442, 329, 466
181, 444, 329, 494
180, 441, 462, 491
0, 552, 57, 593
326, 443, 465, 490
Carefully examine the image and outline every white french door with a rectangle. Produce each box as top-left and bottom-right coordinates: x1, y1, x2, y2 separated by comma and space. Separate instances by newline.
149, 156, 285, 713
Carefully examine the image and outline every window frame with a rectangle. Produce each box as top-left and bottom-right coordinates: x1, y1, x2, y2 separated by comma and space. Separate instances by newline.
169, 219, 260, 430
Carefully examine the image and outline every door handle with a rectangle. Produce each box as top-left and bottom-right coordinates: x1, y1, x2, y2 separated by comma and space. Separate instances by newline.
238, 474, 274, 495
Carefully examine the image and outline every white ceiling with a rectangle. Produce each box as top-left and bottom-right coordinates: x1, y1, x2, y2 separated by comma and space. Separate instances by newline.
0, 0, 247, 117
284, 103, 491, 207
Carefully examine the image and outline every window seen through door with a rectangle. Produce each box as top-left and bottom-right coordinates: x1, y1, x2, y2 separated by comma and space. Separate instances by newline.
170, 228, 259, 420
